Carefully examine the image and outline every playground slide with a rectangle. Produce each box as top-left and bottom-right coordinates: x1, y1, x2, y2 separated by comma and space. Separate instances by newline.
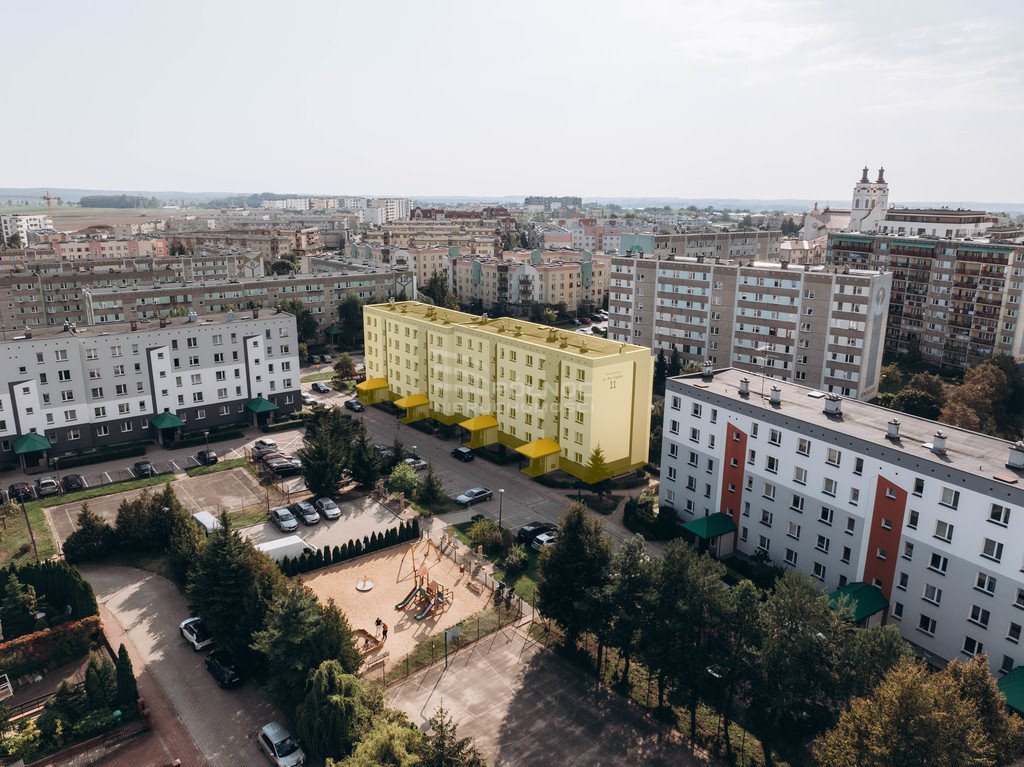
395, 586, 420, 610
415, 594, 439, 621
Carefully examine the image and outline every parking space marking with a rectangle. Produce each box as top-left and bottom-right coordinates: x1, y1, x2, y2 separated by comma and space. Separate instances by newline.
170, 460, 182, 473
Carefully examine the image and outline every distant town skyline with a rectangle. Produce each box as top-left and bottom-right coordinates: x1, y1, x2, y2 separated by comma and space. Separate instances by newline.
2, 0, 1021, 202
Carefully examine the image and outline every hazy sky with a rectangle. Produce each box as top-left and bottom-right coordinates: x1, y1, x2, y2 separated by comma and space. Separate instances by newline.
4, 0, 1022, 201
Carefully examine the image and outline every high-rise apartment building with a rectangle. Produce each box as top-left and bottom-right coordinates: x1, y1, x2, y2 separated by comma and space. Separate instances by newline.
607, 256, 892, 400
653, 230, 782, 261
1, 213, 53, 246
368, 198, 412, 222
661, 368, 1024, 678
827, 233, 1024, 370
360, 301, 652, 481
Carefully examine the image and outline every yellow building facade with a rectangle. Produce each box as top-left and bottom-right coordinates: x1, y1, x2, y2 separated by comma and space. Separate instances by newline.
360, 301, 653, 481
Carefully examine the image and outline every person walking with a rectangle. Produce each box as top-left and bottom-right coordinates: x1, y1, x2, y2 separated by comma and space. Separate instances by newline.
381, 622, 389, 641
374, 616, 382, 638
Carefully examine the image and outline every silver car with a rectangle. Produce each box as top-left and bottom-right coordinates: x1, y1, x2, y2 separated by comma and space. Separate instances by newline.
257, 721, 305, 767
456, 487, 493, 506
315, 498, 341, 520
270, 507, 299, 533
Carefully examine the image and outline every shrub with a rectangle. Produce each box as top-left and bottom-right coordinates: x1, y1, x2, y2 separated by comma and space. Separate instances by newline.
71, 709, 116, 739
468, 519, 503, 556
172, 429, 246, 447
623, 492, 658, 533
503, 544, 529, 575
50, 443, 147, 470
61, 505, 115, 564
261, 419, 305, 434
0, 616, 101, 678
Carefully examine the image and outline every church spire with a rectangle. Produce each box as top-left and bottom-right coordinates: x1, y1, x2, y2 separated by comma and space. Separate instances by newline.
860, 166, 870, 183
877, 167, 886, 184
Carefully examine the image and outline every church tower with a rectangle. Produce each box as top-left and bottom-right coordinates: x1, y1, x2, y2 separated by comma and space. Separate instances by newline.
847, 166, 889, 232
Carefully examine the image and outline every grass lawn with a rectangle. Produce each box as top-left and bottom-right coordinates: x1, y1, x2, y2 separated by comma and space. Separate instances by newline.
186, 457, 248, 477
27, 475, 177, 512
451, 522, 541, 605
301, 371, 335, 383
0, 503, 57, 565
409, 497, 462, 516
229, 506, 271, 528
566, 492, 622, 514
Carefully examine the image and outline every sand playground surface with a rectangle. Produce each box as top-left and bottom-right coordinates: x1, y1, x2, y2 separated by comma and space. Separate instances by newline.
299, 539, 491, 666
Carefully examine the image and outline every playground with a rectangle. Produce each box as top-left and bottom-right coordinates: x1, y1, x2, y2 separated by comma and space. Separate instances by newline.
299, 537, 491, 666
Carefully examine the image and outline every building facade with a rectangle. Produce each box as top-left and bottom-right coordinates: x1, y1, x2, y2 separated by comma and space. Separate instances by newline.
661, 368, 1024, 677
607, 256, 892, 400
368, 198, 412, 222
653, 230, 782, 261
1, 214, 53, 246
878, 209, 994, 239
0, 312, 300, 464
827, 233, 1024, 369
361, 301, 652, 481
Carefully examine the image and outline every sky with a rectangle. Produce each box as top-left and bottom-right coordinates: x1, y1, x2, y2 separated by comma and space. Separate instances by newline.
3, 0, 1022, 202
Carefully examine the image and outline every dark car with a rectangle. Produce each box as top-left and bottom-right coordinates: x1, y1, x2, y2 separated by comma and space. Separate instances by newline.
451, 446, 475, 462
205, 648, 243, 688
251, 445, 278, 460
133, 460, 156, 478
517, 521, 557, 545
7, 482, 34, 502
62, 474, 86, 493
311, 382, 330, 394
197, 450, 219, 466
344, 399, 364, 412
291, 501, 320, 526
456, 487, 493, 506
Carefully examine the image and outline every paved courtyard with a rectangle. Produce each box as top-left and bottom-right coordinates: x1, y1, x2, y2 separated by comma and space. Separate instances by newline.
388, 628, 702, 767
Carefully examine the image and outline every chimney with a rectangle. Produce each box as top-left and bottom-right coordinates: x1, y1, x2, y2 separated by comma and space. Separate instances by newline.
738, 377, 750, 397
1007, 441, 1024, 470
886, 419, 901, 440
931, 431, 947, 455
823, 394, 843, 416
769, 386, 781, 406
160, 316, 167, 328
701, 360, 713, 378
130, 320, 137, 331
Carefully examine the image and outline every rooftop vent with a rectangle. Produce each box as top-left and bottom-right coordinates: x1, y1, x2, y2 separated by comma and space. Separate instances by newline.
930, 431, 947, 455
1008, 441, 1024, 470
738, 378, 750, 397
769, 386, 781, 406
823, 394, 843, 416
701, 360, 713, 378
886, 419, 901, 440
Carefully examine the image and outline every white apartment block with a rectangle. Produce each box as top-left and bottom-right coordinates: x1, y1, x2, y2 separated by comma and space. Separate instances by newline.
1, 214, 53, 246
653, 230, 782, 261
369, 198, 412, 222
0, 312, 300, 464
662, 368, 1024, 678
608, 256, 892, 400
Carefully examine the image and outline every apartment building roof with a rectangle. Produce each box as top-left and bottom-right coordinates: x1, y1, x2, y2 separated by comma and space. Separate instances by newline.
368, 300, 645, 359
670, 368, 1024, 483
4, 310, 281, 342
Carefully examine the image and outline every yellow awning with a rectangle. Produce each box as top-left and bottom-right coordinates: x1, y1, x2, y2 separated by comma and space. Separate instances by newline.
394, 394, 429, 409
514, 438, 561, 459
459, 414, 498, 432
356, 377, 389, 392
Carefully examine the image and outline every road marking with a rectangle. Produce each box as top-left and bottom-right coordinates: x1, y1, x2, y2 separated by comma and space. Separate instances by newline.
104, 472, 113, 484
170, 460, 182, 473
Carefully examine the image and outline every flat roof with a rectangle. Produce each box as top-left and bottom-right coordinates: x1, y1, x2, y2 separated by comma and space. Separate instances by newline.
2, 311, 287, 342
367, 301, 646, 359
669, 368, 1024, 482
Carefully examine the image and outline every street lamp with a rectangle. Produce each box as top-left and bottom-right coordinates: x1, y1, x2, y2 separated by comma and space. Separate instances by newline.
411, 445, 418, 459
498, 488, 505, 529
19, 497, 38, 561
202, 430, 210, 458
53, 456, 61, 494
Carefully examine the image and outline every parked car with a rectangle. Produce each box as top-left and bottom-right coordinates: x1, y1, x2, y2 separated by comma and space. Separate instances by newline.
180, 617, 214, 651
270, 507, 299, 533
133, 460, 156, 478
451, 446, 475, 462
517, 521, 557, 545
315, 498, 341, 520
344, 399, 364, 412
254, 438, 278, 451
291, 501, 320, 526
532, 530, 558, 551
311, 382, 330, 394
403, 457, 428, 471
456, 487, 493, 506
7, 482, 33, 502
251, 445, 278, 460
257, 722, 306, 767
301, 393, 315, 406
310, 355, 322, 365
373, 444, 394, 460
580, 317, 592, 326
321, 354, 333, 364
197, 450, 219, 466
591, 314, 605, 323
34, 477, 61, 497
61, 474, 86, 493
267, 459, 301, 477
205, 648, 243, 688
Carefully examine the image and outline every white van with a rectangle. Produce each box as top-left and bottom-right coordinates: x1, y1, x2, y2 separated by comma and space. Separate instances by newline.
192, 511, 223, 536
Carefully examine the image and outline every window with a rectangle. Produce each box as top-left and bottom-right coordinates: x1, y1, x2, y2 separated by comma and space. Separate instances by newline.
876, 547, 887, 560
907, 510, 919, 529
982, 538, 1004, 563
785, 548, 798, 566
189, 355, 200, 367
761, 510, 773, 527
853, 457, 864, 475
689, 427, 700, 443
940, 487, 960, 509
976, 572, 997, 595
793, 466, 807, 485
923, 584, 942, 605
845, 517, 856, 535
666, 466, 676, 481
841, 546, 851, 564
96, 425, 109, 437
1017, 588, 1024, 610
819, 506, 834, 525
826, 447, 841, 466
766, 456, 779, 473
812, 562, 826, 581
748, 449, 756, 465
934, 521, 954, 543
822, 478, 837, 497
740, 526, 748, 542
918, 615, 936, 636
1002, 656, 1015, 674
897, 572, 909, 590
990, 504, 1011, 527
928, 553, 948, 574
913, 478, 924, 496
849, 488, 860, 505
762, 483, 775, 500
797, 438, 810, 456
816, 535, 830, 553
55, 349, 68, 361
893, 602, 904, 619
768, 429, 781, 446
1009, 623, 1022, 644
691, 403, 702, 417
58, 370, 71, 382
787, 521, 801, 539
757, 535, 770, 553
903, 541, 914, 559
791, 494, 804, 512
962, 636, 983, 656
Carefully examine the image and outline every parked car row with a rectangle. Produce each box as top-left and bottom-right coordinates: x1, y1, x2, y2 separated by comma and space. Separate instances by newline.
251, 441, 302, 477
270, 496, 342, 533
8, 473, 88, 502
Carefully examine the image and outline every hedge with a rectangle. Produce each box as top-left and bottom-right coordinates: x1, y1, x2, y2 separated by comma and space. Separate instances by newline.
0, 616, 101, 678
261, 418, 305, 434
171, 429, 246, 449
50, 443, 148, 469
280, 518, 421, 576
0, 561, 98, 626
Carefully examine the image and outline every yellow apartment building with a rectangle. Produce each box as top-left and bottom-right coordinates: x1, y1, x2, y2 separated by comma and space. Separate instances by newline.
359, 301, 653, 482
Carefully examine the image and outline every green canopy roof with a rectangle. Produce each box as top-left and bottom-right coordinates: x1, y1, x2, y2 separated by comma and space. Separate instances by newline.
13, 432, 51, 455
151, 411, 184, 430
322, 324, 343, 335
246, 397, 278, 414
998, 666, 1024, 715
829, 582, 888, 624
680, 512, 736, 540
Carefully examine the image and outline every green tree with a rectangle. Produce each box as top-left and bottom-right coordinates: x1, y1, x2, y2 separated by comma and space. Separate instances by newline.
653, 349, 668, 395
166, 503, 206, 584
337, 294, 365, 348
333, 353, 357, 381
941, 363, 1009, 435
0, 574, 38, 639
892, 388, 942, 419
813, 659, 995, 767
252, 586, 360, 715
278, 298, 318, 342
946, 653, 1024, 764
419, 704, 486, 767
667, 346, 682, 378
713, 578, 760, 745
115, 644, 139, 714
294, 661, 378, 760
335, 717, 424, 767
347, 431, 380, 488
269, 259, 297, 275
605, 534, 656, 681
585, 445, 611, 499
836, 624, 911, 701
906, 371, 944, 400
416, 464, 446, 506
84, 652, 117, 710
298, 436, 349, 499
537, 502, 613, 647
388, 462, 419, 499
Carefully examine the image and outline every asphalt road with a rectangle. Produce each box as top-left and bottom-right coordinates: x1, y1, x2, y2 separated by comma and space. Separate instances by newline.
82, 565, 283, 767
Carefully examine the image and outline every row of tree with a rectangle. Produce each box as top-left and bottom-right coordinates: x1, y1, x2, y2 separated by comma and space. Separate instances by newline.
79, 195, 161, 208
536, 503, 1023, 766
281, 520, 421, 576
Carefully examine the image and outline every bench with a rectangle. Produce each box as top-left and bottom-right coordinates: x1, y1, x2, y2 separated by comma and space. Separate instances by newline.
365, 651, 390, 669
465, 579, 484, 595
